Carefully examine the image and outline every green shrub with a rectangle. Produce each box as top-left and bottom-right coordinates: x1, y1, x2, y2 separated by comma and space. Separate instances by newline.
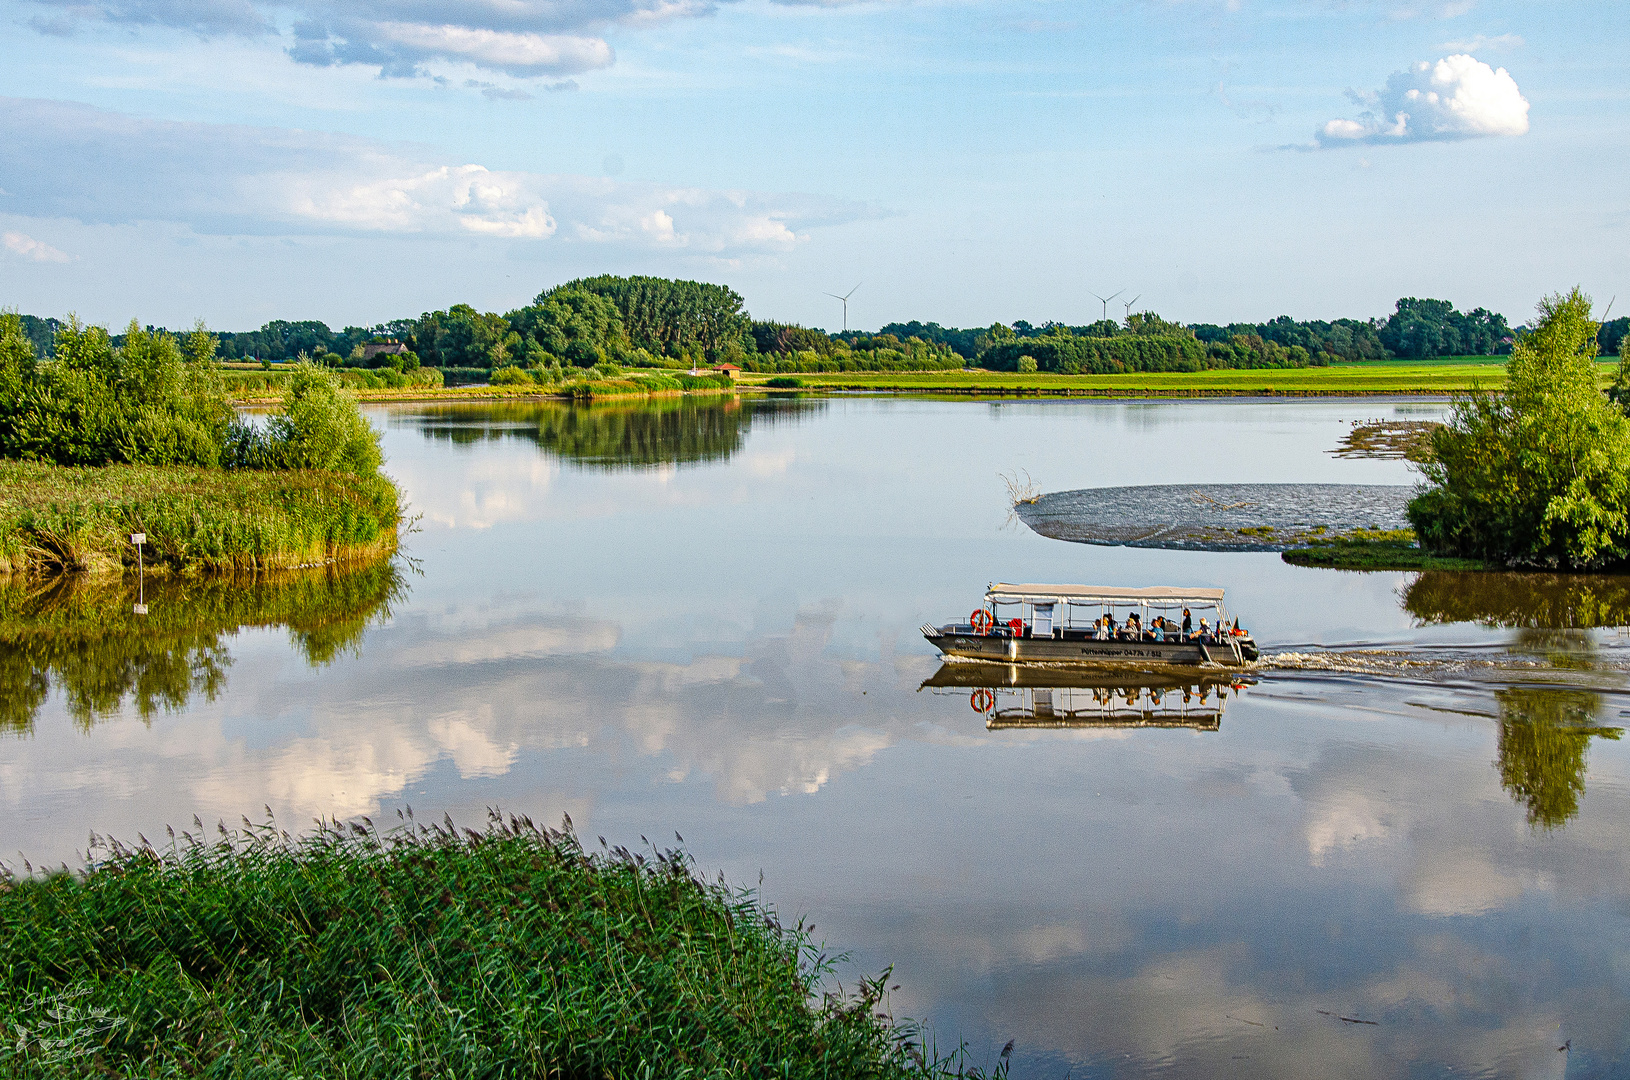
0, 314, 234, 468
766, 376, 803, 388
489, 365, 535, 386
1016, 355, 1037, 373
1409, 288, 1630, 568
225, 362, 383, 477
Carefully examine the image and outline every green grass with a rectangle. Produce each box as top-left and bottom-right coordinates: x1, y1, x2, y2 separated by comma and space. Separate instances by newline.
736, 364, 1619, 397
0, 461, 400, 576
223, 368, 443, 400
1281, 529, 1489, 571
0, 812, 983, 1079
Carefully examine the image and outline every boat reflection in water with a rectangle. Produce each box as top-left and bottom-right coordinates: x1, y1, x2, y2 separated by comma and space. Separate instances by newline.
920, 662, 1253, 731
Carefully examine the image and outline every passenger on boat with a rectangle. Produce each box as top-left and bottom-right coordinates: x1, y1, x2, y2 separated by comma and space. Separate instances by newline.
1198, 617, 1210, 641
1182, 608, 1192, 637
1152, 618, 1166, 642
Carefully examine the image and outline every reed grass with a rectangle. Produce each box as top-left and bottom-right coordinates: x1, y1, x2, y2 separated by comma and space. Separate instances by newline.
0, 461, 399, 576
0, 811, 991, 1079
221, 368, 444, 396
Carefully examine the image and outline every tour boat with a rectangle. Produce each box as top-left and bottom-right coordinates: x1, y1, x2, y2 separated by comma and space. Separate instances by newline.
921, 583, 1259, 667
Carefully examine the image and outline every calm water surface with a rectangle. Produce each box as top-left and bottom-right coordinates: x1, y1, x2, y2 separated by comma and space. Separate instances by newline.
5, 396, 1630, 1079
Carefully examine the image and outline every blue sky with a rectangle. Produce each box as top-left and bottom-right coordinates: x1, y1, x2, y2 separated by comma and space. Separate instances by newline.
0, 0, 1624, 332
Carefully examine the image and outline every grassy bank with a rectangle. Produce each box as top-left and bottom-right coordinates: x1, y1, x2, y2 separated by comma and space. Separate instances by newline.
0, 813, 959, 1079
231, 373, 737, 405
0, 461, 399, 576
1282, 529, 1489, 571
739, 363, 1620, 397
221, 367, 444, 396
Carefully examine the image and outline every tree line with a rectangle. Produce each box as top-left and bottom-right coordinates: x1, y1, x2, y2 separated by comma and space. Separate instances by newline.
15, 286, 1625, 376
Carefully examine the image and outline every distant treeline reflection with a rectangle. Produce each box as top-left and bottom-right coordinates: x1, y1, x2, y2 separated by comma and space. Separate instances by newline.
1496, 688, 1622, 829
1403, 571, 1630, 628
411, 398, 824, 468
0, 560, 405, 734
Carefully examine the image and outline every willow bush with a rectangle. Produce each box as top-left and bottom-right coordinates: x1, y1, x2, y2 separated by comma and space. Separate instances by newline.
0, 316, 233, 467
224, 361, 383, 476
1408, 289, 1630, 568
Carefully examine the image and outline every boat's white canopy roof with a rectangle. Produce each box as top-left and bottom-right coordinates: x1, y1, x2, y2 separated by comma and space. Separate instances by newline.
986, 583, 1226, 607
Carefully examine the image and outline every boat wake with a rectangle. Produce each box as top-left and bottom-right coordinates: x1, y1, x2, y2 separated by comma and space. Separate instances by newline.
1258, 647, 1630, 691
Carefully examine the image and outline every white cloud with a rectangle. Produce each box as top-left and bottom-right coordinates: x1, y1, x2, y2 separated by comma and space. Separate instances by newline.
26, 0, 721, 77
1438, 32, 1523, 52
0, 98, 866, 252
2, 231, 71, 263
368, 23, 614, 75
1318, 54, 1530, 147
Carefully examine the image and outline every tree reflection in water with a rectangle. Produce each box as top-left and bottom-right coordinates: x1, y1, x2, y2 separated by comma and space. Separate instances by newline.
411, 397, 824, 468
1403, 572, 1630, 829
1402, 570, 1630, 629
1495, 688, 1622, 830
0, 559, 406, 735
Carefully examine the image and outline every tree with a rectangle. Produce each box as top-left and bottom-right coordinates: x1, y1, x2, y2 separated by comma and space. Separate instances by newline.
1600, 316, 1630, 358
547, 276, 752, 360
752, 322, 834, 356
508, 288, 629, 368
409, 305, 521, 368
1378, 297, 1512, 357
1409, 288, 1630, 568
1125, 312, 1193, 337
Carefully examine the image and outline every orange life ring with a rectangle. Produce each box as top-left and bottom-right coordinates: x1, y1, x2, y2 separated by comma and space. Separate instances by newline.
970, 688, 995, 713
970, 609, 994, 634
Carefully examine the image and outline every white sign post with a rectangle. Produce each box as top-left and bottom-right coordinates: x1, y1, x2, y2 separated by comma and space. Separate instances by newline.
131, 533, 147, 615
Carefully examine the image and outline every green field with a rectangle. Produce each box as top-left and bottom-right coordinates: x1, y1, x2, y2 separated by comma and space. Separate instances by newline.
737, 362, 1620, 397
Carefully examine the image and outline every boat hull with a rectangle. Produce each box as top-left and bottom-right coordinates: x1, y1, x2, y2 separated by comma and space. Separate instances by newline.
923, 626, 1254, 667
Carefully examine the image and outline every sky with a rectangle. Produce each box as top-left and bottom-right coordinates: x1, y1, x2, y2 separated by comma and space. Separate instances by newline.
0, 0, 1624, 332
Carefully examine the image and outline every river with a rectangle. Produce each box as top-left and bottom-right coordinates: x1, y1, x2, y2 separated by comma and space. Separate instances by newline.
4, 395, 1628, 1078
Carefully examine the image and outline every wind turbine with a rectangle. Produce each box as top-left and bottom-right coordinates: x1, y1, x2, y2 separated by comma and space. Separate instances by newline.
1122, 295, 1142, 322
1092, 290, 1124, 322
825, 283, 861, 333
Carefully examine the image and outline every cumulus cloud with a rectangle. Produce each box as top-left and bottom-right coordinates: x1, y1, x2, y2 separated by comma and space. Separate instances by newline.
1317, 54, 1529, 147
0, 98, 866, 253
26, 0, 721, 77
2, 231, 71, 263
